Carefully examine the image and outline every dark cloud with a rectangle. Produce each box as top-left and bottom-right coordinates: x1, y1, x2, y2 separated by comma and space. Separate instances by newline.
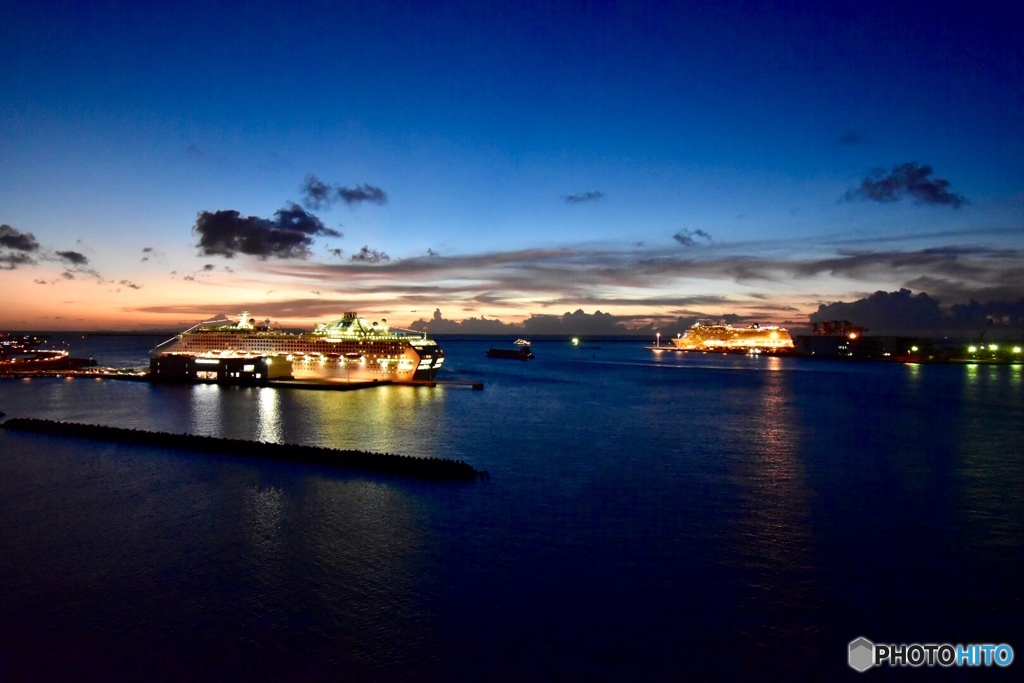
811, 289, 1024, 335
33, 278, 48, 285
846, 163, 966, 207
61, 271, 76, 280
300, 174, 333, 210
183, 275, 196, 281
193, 204, 341, 259
1, 224, 40, 252
119, 280, 142, 290
327, 248, 343, 258
301, 174, 387, 209
563, 191, 604, 204
1, 252, 36, 269
350, 246, 390, 264
56, 250, 89, 265
338, 184, 387, 206
427, 248, 439, 257
673, 229, 712, 246
202, 264, 216, 271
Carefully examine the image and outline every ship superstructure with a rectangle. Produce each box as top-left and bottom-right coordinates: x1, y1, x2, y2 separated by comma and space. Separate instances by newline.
151, 312, 444, 382
671, 323, 795, 352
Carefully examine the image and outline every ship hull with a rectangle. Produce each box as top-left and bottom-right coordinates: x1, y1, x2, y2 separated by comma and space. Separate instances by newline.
151, 316, 444, 383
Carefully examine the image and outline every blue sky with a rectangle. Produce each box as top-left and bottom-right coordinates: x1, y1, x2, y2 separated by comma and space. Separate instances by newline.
2, 0, 1022, 331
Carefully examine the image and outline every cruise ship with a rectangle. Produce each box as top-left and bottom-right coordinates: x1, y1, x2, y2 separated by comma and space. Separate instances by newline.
671, 323, 795, 352
151, 312, 444, 382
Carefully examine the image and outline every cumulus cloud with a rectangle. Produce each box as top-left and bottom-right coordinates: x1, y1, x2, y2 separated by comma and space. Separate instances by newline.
301, 174, 387, 209
193, 204, 341, 259
350, 245, 390, 264
562, 190, 604, 204
811, 289, 1024, 335
673, 229, 713, 246
1, 224, 40, 252
846, 163, 966, 207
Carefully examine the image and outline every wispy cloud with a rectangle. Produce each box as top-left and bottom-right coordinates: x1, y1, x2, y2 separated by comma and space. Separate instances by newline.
672, 229, 713, 247
350, 246, 391, 264
562, 190, 604, 204
301, 174, 387, 210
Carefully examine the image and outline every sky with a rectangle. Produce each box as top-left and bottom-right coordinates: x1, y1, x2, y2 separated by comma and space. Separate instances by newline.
2, 0, 1022, 333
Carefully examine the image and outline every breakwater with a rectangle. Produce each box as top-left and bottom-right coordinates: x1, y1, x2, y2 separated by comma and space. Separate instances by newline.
0, 417, 485, 482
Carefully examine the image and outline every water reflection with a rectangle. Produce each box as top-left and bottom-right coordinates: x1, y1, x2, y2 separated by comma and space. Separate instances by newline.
256, 388, 282, 443
726, 367, 815, 663
189, 384, 223, 434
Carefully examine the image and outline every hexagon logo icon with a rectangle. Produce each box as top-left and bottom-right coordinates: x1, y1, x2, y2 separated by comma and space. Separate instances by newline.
849, 637, 875, 672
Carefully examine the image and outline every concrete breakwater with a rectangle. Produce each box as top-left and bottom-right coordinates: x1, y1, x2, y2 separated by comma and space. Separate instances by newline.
0, 417, 485, 482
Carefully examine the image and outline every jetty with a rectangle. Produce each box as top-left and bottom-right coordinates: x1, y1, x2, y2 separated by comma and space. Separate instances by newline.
0, 417, 486, 482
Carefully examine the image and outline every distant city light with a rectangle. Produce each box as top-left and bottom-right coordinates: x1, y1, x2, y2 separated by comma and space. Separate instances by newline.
911, 346, 919, 352
968, 346, 978, 353
848, 333, 858, 339
1014, 347, 1022, 354
990, 344, 999, 351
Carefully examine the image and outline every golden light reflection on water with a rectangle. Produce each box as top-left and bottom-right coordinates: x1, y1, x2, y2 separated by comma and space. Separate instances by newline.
906, 362, 920, 384
256, 388, 282, 443
727, 367, 815, 653
188, 384, 223, 434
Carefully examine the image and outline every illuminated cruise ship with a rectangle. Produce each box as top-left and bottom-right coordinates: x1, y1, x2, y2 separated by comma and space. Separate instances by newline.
671, 322, 795, 352
151, 312, 444, 382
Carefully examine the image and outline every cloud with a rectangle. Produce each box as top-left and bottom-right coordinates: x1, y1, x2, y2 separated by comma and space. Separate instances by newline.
118, 279, 142, 290
56, 250, 89, 265
1, 252, 36, 269
338, 184, 387, 206
563, 190, 604, 204
327, 248, 343, 258
1, 224, 40, 252
350, 246, 391, 264
672, 229, 713, 247
193, 204, 341, 259
300, 174, 333, 210
301, 174, 387, 209
202, 264, 216, 271
846, 162, 966, 207
811, 289, 1024, 335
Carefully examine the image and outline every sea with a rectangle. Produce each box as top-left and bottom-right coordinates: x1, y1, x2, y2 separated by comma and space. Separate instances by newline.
1, 334, 1022, 681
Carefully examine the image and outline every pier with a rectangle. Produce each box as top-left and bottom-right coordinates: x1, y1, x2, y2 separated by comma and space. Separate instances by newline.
0, 417, 487, 482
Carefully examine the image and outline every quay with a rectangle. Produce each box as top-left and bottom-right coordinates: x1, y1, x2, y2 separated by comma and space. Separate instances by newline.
0, 417, 487, 482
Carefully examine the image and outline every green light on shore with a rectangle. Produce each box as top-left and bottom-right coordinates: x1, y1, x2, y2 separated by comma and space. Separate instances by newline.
1015, 347, 1022, 354
990, 344, 999, 351
968, 345, 978, 353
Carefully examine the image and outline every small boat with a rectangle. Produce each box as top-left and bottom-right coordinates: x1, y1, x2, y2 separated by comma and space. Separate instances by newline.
486, 339, 534, 360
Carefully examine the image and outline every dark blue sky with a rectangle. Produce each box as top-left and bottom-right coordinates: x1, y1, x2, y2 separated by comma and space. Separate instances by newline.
2, 0, 1021, 329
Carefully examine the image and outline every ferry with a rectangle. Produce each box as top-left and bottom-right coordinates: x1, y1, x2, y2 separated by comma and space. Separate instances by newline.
150, 312, 444, 382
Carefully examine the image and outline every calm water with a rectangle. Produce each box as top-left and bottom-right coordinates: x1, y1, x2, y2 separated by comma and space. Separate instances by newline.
1, 336, 1022, 680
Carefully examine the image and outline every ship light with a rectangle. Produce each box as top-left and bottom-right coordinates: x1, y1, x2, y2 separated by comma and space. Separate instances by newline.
572, 337, 579, 346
